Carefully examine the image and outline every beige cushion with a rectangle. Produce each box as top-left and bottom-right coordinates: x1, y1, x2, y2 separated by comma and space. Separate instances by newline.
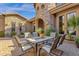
22, 44, 32, 51
42, 45, 52, 53
25, 32, 32, 38
50, 32, 56, 38
32, 32, 38, 37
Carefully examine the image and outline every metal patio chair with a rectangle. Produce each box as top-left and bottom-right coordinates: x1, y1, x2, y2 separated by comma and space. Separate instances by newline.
32, 32, 38, 37
11, 36, 34, 56
39, 34, 66, 56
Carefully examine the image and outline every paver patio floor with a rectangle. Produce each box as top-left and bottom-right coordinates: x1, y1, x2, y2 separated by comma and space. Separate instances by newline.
0, 38, 47, 56
0, 38, 79, 56
0, 38, 14, 56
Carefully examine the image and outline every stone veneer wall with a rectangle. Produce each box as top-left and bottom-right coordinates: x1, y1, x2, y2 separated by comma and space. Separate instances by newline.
34, 3, 53, 31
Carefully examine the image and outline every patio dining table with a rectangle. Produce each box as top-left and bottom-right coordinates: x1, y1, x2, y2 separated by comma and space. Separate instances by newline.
25, 36, 54, 56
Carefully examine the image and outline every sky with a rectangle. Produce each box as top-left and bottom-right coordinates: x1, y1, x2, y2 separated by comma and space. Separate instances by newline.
0, 3, 36, 19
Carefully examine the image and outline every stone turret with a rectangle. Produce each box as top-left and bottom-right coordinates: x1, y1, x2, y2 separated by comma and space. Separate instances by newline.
33, 3, 53, 31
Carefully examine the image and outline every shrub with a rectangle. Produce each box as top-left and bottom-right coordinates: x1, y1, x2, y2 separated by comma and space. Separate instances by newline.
36, 28, 44, 34
11, 31, 16, 36
0, 31, 4, 37
20, 32, 24, 35
45, 27, 55, 36
75, 37, 79, 44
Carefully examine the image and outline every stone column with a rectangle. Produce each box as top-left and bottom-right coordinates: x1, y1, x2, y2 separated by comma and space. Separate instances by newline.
64, 14, 68, 34
35, 19, 38, 31
76, 8, 79, 36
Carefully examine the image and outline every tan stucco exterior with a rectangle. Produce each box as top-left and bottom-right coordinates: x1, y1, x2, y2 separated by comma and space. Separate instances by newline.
48, 3, 79, 35
33, 3, 79, 36
0, 13, 31, 36
0, 3, 79, 37
5, 14, 27, 36
0, 15, 5, 32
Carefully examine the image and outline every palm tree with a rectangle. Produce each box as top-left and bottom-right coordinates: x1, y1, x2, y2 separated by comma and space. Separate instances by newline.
68, 16, 79, 29
76, 16, 79, 28
68, 16, 76, 30
67, 16, 79, 40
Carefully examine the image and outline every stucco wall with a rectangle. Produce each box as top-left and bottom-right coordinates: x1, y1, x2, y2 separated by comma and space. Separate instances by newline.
5, 15, 26, 36
50, 5, 79, 35
0, 15, 5, 32
25, 21, 34, 32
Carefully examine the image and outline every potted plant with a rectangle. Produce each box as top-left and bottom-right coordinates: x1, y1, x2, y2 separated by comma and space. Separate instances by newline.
45, 27, 54, 36
21, 32, 24, 35
0, 31, 4, 37
20, 32, 24, 38
36, 28, 44, 38
11, 31, 16, 37
66, 30, 74, 41
75, 37, 79, 48
67, 16, 79, 40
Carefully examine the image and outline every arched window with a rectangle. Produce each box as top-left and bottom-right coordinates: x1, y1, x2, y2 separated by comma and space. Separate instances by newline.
41, 4, 45, 9
11, 22, 16, 32
19, 23, 22, 32
37, 6, 39, 10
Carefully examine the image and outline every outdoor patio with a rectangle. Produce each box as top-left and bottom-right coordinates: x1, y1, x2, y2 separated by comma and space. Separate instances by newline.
0, 38, 79, 56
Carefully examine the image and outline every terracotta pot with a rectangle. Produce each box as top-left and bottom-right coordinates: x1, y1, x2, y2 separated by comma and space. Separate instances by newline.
76, 43, 79, 48
40, 33, 44, 38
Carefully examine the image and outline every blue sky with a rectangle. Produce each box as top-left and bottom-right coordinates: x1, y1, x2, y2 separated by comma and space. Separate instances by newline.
0, 3, 36, 19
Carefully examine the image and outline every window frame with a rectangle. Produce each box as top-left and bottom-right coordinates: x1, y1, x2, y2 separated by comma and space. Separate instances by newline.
36, 6, 39, 10
66, 11, 76, 35
67, 11, 76, 20
41, 4, 45, 9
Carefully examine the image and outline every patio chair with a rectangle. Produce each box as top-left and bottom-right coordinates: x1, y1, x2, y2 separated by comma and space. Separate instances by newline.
24, 32, 32, 38
11, 36, 34, 56
44, 32, 56, 46
32, 32, 38, 37
39, 34, 66, 56
14, 35, 29, 45
58, 34, 67, 46
50, 32, 56, 38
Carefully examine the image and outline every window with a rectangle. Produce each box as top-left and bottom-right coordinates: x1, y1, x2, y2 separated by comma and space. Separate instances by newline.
19, 23, 22, 32
37, 6, 39, 10
67, 12, 76, 20
11, 22, 16, 32
67, 12, 76, 35
41, 4, 45, 9
59, 15, 64, 34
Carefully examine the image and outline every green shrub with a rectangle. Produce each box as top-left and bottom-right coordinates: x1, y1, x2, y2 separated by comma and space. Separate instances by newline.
36, 28, 44, 34
11, 31, 16, 36
20, 32, 24, 35
75, 37, 79, 44
0, 31, 4, 37
45, 27, 55, 36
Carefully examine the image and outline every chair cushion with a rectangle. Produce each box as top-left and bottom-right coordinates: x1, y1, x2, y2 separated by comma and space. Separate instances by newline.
19, 38, 29, 46
50, 32, 56, 38
24, 32, 32, 38
42, 45, 52, 53
19, 40, 28, 44
32, 32, 38, 37
22, 44, 32, 51
44, 39, 54, 46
